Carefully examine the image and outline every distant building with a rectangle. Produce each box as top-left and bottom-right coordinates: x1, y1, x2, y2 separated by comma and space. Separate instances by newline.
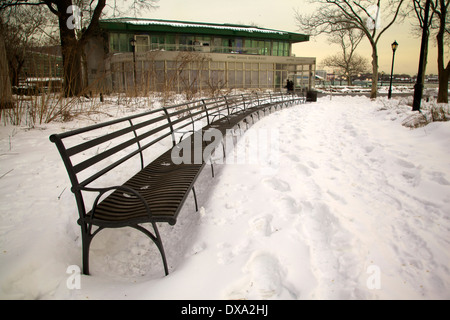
85, 18, 316, 94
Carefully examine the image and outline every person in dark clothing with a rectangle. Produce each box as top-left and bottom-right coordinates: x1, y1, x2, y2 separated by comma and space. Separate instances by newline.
285, 79, 294, 93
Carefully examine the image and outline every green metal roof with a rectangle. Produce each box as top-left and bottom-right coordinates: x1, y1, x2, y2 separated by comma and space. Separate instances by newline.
99, 18, 309, 43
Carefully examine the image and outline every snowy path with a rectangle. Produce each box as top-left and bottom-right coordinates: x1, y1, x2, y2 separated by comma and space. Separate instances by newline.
183, 96, 450, 300
0, 96, 449, 299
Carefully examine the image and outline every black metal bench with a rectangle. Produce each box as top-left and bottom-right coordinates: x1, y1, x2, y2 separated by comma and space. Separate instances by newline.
50, 92, 305, 276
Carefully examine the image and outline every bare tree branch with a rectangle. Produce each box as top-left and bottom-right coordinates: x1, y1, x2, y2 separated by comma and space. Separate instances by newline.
1, 0, 158, 97
296, 0, 407, 98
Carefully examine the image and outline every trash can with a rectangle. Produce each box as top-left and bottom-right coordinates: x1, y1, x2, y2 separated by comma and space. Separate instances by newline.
306, 90, 317, 102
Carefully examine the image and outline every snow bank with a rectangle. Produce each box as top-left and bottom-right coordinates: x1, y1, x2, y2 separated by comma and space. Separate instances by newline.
0, 95, 449, 300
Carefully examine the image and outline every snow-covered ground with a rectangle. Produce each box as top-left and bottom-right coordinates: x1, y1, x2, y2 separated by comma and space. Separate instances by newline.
0, 94, 449, 300
316, 84, 439, 97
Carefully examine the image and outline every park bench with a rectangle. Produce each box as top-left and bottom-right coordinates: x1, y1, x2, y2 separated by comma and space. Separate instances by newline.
50, 92, 305, 276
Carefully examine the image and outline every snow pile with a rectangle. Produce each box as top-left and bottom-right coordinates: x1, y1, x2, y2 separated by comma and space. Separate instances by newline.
316, 85, 417, 95
0, 95, 449, 300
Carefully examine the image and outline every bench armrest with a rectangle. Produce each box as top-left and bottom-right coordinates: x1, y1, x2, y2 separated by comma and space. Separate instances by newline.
209, 111, 230, 124
80, 185, 152, 223
230, 106, 245, 113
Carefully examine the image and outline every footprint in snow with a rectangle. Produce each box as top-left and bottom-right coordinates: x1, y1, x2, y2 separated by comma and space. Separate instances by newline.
295, 163, 312, 177
429, 171, 450, 186
244, 252, 282, 299
247, 215, 273, 237
225, 252, 295, 300
283, 153, 300, 163
274, 196, 301, 215
396, 158, 416, 169
262, 177, 291, 192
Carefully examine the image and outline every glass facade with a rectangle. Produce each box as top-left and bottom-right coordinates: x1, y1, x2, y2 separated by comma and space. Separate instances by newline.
109, 32, 291, 57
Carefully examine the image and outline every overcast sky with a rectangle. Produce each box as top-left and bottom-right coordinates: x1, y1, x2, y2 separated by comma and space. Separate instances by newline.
142, 0, 442, 75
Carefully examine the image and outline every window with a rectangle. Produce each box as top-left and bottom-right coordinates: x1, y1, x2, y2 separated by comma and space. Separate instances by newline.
264, 41, 271, 55
272, 41, 290, 56
135, 35, 149, 53
250, 40, 262, 55
109, 33, 133, 52
272, 42, 279, 56
110, 33, 119, 52
166, 34, 176, 51
212, 37, 223, 53
283, 42, 290, 56
179, 35, 189, 51
179, 35, 211, 51
148, 34, 176, 51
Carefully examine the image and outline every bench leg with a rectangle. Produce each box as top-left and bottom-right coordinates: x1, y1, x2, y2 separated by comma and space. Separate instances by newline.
81, 231, 93, 275
79, 223, 100, 276
192, 186, 199, 212
133, 224, 169, 276
210, 162, 215, 178
207, 141, 226, 178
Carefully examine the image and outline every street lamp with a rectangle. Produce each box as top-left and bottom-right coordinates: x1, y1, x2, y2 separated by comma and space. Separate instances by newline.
130, 38, 137, 91
388, 40, 398, 99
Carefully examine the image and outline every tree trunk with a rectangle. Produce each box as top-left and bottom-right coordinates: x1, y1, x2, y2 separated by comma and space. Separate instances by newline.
0, 32, 13, 108
437, 61, 449, 103
9, 55, 25, 87
56, 0, 83, 97
436, 0, 449, 103
370, 45, 378, 99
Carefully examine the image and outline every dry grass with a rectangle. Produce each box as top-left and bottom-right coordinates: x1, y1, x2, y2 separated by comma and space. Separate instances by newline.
1, 91, 106, 127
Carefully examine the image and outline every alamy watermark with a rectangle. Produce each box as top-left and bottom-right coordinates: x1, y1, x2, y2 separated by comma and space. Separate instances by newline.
366, 5, 382, 31
366, 265, 381, 290
170, 127, 280, 172
67, 5, 82, 30
66, 265, 81, 290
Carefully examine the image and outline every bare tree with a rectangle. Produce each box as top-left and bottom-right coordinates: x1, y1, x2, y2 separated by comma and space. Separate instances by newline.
412, 0, 449, 103
433, 0, 449, 103
0, 0, 106, 97
296, 0, 406, 99
0, 5, 54, 87
322, 53, 369, 85
0, 0, 158, 97
175, 52, 211, 100
0, 32, 13, 108
412, 0, 433, 86
322, 27, 369, 85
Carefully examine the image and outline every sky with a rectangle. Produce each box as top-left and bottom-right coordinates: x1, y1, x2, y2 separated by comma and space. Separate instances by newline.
135, 0, 445, 76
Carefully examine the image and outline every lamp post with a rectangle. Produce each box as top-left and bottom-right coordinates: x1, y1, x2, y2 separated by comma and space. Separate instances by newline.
130, 38, 137, 92
388, 40, 398, 99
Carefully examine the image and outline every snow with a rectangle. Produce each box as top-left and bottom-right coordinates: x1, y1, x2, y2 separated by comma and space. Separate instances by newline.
0, 94, 449, 300
103, 18, 287, 35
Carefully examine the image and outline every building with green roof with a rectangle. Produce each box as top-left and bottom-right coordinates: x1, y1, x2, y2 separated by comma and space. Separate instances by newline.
86, 18, 316, 94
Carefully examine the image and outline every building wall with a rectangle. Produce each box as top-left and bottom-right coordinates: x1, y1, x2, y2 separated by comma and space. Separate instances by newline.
104, 50, 315, 94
